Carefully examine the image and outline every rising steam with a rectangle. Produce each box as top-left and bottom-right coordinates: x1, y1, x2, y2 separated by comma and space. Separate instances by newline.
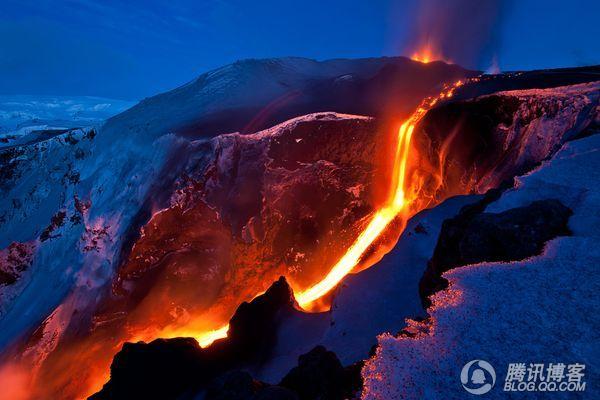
405, 0, 510, 69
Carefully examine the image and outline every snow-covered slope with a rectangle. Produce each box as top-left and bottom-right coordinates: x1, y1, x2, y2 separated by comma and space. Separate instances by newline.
256, 194, 483, 384
0, 55, 472, 359
250, 82, 600, 385
414, 81, 600, 199
0, 95, 134, 146
0, 60, 598, 400
0, 125, 184, 351
362, 134, 600, 399
102, 56, 474, 139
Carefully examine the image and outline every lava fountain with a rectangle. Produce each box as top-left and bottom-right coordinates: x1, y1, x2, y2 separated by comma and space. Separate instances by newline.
410, 42, 449, 64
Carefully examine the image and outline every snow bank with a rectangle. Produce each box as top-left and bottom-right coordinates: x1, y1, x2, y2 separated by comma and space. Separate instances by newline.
362, 134, 600, 399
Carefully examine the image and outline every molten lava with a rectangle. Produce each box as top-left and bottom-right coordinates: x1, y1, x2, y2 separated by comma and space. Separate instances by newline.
193, 79, 466, 346
410, 43, 449, 64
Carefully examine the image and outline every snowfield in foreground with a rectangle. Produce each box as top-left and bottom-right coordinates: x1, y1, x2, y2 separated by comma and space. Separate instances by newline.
363, 133, 600, 399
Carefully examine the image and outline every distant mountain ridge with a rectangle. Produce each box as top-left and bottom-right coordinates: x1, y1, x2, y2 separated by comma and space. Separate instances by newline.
103, 56, 476, 139
0, 95, 134, 148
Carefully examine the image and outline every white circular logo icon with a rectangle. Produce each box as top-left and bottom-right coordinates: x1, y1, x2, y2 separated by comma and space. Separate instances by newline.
461, 360, 496, 395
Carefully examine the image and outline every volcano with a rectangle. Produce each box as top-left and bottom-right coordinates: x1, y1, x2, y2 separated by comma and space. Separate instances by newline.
0, 57, 598, 400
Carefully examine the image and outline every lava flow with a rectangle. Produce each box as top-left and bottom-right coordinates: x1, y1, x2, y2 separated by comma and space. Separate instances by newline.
193, 79, 466, 347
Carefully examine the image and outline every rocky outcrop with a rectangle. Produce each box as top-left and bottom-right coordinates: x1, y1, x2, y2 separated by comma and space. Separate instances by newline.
411, 81, 600, 201
102, 113, 382, 344
0, 242, 36, 286
91, 277, 295, 400
279, 346, 362, 400
91, 278, 361, 400
362, 134, 600, 400
420, 198, 572, 306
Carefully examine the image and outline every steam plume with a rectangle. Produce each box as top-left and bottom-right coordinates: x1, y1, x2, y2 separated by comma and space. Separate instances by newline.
405, 0, 511, 69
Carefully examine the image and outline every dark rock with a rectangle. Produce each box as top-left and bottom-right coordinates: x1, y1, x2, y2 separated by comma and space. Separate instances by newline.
279, 346, 363, 400
90, 277, 296, 400
206, 370, 299, 400
254, 387, 299, 400
420, 198, 573, 307
226, 277, 296, 362
92, 337, 204, 400
452, 65, 600, 101
206, 370, 266, 400
0, 242, 36, 286
90, 293, 364, 400
40, 210, 67, 242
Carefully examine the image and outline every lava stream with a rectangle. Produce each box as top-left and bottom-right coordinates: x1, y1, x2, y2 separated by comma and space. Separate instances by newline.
194, 80, 465, 347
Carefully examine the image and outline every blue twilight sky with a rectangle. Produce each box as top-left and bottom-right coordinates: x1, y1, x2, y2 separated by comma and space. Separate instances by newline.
0, 0, 598, 100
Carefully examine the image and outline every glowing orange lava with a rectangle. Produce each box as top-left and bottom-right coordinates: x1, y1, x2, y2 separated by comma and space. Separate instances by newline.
191, 79, 466, 347
411, 43, 449, 64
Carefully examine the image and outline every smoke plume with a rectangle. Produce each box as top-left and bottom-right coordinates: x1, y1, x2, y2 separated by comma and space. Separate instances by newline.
405, 0, 511, 69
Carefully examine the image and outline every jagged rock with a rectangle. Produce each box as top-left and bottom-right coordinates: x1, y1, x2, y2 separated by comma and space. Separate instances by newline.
91, 277, 296, 400
206, 371, 268, 400
412, 81, 600, 200
2, 63, 599, 400
206, 371, 299, 400
91, 279, 362, 400
0, 242, 36, 286
362, 134, 600, 400
279, 346, 362, 400
420, 198, 573, 306
93, 337, 204, 400
226, 277, 296, 361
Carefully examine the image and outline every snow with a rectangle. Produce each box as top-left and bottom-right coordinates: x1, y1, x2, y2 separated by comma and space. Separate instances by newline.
0, 69, 597, 397
0, 109, 373, 359
101, 56, 441, 140
472, 81, 600, 192
362, 134, 600, 399
0, 123, 182, 350
256, 194, 483, 383
254, 83, 600, 387
0, 95, 134, 139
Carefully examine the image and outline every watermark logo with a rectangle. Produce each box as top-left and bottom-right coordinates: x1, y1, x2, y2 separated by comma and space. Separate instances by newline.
459, 361, 587, 395
504, 363, 586, 393
461, 360, 496, 395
